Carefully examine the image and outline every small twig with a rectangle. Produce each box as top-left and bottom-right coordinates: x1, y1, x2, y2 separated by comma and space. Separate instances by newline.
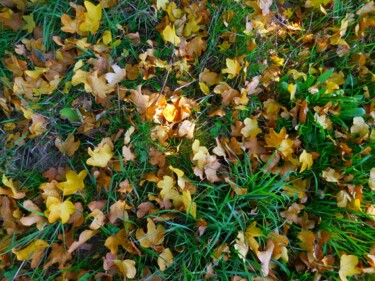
12, 260, 26, 281
173, 79, 197, 92
159, 51, 175, 96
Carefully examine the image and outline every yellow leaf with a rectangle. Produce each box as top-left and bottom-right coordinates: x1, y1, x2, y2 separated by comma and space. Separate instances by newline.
57, 170, 87, 196
299, 150, 313, 173
162, 25, 181, 46
222, 58, 242, 79
114, 259, 137, 279
158, 248, 174, 271
339, 254, 361, 281
79, 1, 102, 34
12, 240, 48, 261
279, 138, 294, 159
163, 103, 177, 122
22, 14, 35, 34
305, 0, 332, 9
271, 56, 284, 66
169, 165, 184, 178
245, 222, 262, 254
87, 143, 113, 167
241, 118, 262, 138
136, 218, 165, 248
288, 83, 297, 101
45, 197, 76, 224
199, 82, 210, 95
0, 174, 25, 199
182, 190, 197, 218
265, 127, 287, 147
25, 67, 49, 79
102, 30, 112, 45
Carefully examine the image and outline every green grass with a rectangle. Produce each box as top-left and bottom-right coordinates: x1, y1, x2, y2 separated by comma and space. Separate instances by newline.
1, 0, 375, 280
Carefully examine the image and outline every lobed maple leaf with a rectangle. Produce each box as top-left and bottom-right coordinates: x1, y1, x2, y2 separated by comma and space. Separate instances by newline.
339, 254, 361, 281
86, 138, 114, 167
79, 1, 102, 34
45, 197, 76, 224
57, 170, 87, 196
136, 218, 165, 248
162, 25, 181, 46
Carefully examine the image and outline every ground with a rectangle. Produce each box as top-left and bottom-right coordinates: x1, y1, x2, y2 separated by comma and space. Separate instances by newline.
0, 0, 375, 280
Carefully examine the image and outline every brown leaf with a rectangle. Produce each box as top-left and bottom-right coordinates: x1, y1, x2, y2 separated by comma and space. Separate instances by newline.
257, 241, 275, 276
55, 134, 80, 157
68, 229, 98, 253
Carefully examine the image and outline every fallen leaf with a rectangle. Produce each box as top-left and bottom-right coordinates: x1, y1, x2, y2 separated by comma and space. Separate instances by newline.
68, 229, 98, 253
12, 240, 48, 261
158, 248, 174, 271
339, 254, 361, 281
162, 25, 181, 46
369, 168, 375, 191
299, 150, 313, 173
114, 259, 137, 279
257, 241, 275, 276
79, 1, 102, 34
55, 134, 81, 157
87, 143, 113, 167
241, 117, 262, 138
259, 0, 273, 15
222, 58, 242, 79
105, 64, 126, 86
45, 197, 76, 224
136, 218, 165, 248
234, 231, 248, 262
0, 174, 25, 199
57, 170, 87, 196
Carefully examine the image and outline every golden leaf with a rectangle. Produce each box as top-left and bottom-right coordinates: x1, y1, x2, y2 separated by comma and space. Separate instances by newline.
241, 118, 262, 138
45, 197, 76, 224
222, 58, 242, 79
12, 239, 48, 261
299, 150, 313, 173
57, 170, 87, 196
114, 259, 137, 279
162, 25, 181, 46
136, 218, 165, 248
79, 1, 102, 34
245, 222, 262, 254
87, 143, 113, 167
265, 127, 287, 147
0, 174, 25, 199
182, 190, 197, 218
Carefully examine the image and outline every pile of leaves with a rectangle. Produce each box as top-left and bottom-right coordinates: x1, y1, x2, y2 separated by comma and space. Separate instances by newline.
0, 0, 374, 280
